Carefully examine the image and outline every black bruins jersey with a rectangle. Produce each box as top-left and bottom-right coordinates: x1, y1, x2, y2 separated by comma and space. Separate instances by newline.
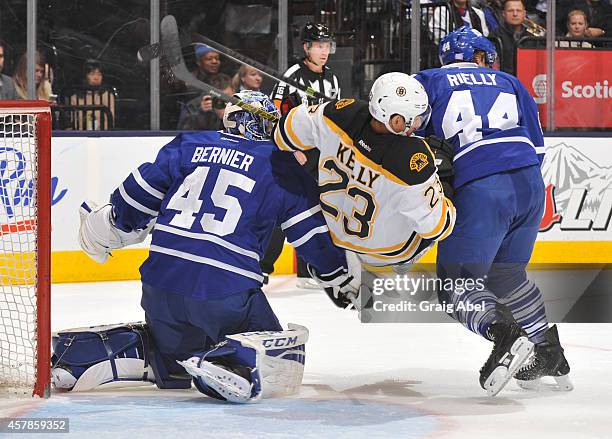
273, 99, 455, 266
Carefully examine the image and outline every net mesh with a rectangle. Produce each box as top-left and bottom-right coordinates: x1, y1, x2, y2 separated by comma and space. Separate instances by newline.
0, 113, 39, 396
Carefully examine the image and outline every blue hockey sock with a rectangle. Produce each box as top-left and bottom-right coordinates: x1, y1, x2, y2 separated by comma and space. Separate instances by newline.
498, 279, 549, 344
445, 287, 500, 339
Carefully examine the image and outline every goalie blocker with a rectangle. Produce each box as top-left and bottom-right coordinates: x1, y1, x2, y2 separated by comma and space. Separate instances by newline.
51, 322, 309, 403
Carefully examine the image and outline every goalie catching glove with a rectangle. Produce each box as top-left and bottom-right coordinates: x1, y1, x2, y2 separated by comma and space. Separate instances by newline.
78, 201, 154, 263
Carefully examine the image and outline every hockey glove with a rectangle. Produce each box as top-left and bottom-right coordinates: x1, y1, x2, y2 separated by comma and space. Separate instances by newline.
300, 148, 321, 176
425, 135, 455, 199
306, 251, 362, 309
78, 201, 154, 263
324, 287, 356, 309
279, 91, 303, 116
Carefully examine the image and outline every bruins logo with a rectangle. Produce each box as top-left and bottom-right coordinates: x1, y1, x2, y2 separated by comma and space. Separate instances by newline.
335, 98, 355, 110
410, 152, 429, 172
396, 86, 406, 97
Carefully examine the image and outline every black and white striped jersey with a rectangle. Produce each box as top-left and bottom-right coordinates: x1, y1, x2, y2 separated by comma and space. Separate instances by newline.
270, 59, 340, 106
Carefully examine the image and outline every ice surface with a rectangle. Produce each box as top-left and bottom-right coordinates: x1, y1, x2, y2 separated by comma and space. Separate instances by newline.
0, 276, 609, 439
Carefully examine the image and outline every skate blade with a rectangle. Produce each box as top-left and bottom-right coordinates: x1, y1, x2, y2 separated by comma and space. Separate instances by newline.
517, 374, 574, 392
178, 358, 252, 402
485, 337, 534, 397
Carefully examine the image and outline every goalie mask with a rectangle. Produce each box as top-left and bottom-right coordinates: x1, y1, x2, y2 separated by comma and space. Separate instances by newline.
223, 91, 280, 141
369, 72, 431, 136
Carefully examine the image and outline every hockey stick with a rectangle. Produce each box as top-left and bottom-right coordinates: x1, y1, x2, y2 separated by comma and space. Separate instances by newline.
159, 15, 279, 122
191, 34, 334, 102
347, 290, 371, 323
138, 30, 336, 102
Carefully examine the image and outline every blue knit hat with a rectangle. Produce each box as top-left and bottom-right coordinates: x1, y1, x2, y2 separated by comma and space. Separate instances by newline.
195, 43, 217, 59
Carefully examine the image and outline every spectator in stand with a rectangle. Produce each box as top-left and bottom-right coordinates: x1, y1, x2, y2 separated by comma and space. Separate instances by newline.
0, 41, 19, 100
572, 0, 611, 37
191, 43, 222, 84
177, 73, 234, 130
527, 0, 547, 27
69, 59, 116, 130
12, 50, 53, 101
429, 0, 489, 44
490, 0, 531, 75
472, 0, 505, 32
567, 9, 590, 38
558, 10, 593, 47
232, 65, 263, 92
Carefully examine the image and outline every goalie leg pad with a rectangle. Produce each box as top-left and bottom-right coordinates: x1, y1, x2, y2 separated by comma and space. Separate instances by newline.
179, 324, 309, 403
51, 322, 154, 391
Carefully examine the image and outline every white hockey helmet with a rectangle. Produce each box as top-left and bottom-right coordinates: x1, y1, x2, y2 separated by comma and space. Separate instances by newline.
368, 72, 431, 135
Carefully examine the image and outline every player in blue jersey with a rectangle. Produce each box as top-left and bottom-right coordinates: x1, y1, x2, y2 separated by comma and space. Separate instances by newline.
56, 91, 359, 402
415, 26, 571, 396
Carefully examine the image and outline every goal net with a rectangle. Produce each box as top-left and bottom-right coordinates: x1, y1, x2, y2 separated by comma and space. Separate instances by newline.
0, 101, 51, 397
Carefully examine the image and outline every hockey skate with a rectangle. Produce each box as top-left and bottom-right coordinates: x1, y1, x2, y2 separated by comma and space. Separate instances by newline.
514, 325, 573, 391
296, 277, 322, 290
480, 321, 534, 397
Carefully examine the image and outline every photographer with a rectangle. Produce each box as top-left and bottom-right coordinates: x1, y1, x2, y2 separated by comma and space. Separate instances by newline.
177, 73, 234, 130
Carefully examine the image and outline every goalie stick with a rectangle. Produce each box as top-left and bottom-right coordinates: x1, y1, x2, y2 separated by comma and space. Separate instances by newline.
194, 34, 336, 101
138, 25, 335, 103
158, 15, 279, 122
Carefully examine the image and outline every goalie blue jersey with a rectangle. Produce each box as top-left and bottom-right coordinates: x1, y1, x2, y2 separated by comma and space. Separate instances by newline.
110, 131, 346, 299
415, 63, 545, 188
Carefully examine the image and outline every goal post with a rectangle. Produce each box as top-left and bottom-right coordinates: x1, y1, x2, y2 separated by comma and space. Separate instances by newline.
0, 100, 51, 398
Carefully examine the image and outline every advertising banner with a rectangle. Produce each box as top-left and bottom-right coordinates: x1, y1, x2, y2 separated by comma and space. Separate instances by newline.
516, 48, 612, 128
2, 134, 607, 283
538, 137, 612, 242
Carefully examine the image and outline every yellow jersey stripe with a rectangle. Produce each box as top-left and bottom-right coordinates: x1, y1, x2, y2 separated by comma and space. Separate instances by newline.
322, 115, 413, 187
421, 138, 436, 158
437, 201, 456, 241
274, 126, 294, 151
365, 235, 422, 261
420, 196, 449, 239
329, 229, 409, 253
285, 108, 315, 151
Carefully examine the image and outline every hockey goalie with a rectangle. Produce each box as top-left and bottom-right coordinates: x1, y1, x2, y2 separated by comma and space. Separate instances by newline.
51, 91, 359, 403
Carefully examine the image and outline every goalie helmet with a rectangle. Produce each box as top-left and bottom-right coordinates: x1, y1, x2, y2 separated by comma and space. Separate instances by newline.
439, 25, 497, 67
223, 91, 280, 141
368, 72, 431, 135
